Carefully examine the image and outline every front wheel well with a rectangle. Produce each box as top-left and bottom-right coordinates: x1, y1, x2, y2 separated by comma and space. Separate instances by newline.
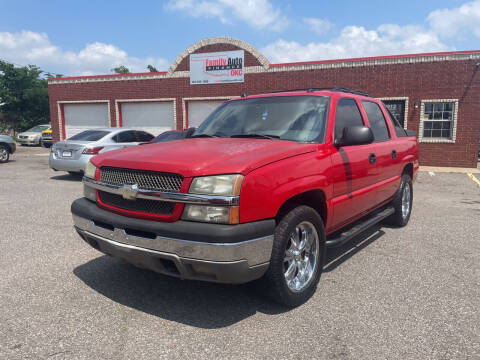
0, 142, 11, 153
276, 190, 327, 225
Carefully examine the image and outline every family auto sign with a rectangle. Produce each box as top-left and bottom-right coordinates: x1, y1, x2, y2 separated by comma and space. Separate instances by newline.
190, 50, 244, 85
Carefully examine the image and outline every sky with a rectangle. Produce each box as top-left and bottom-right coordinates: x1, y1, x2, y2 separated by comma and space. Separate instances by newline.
0, 0, 479, 76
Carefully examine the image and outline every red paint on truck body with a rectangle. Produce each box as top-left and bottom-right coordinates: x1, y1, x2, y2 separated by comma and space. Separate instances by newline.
90, 90, 419, 234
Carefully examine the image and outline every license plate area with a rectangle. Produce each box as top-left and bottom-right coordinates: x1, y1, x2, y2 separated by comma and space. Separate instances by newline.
62, 151, 72, 157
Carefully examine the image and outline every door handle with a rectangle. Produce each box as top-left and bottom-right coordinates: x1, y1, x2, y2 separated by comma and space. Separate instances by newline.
369, 153, 376, 164
392, 150, 397, 159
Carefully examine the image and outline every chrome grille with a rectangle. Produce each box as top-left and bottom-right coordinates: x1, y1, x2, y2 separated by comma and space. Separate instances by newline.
100, 167, 183, 192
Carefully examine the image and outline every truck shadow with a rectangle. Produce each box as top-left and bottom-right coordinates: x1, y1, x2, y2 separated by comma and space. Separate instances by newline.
73, 256, 288, 329
324, 226, 385, 273
73, 226, 385, 329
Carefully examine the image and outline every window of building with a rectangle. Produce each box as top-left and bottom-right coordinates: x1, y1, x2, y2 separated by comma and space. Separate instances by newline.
420, 100, 458, 143
334, 98, 365, 141
362, 101, 391, 142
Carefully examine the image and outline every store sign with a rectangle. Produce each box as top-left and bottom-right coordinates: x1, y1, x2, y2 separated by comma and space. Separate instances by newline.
190, 50, 244, 85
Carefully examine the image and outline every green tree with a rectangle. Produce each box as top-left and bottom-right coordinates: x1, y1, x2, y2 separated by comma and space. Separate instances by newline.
0, 60, 51, 132
147, 64, 158, 72
111, 65, 130, 74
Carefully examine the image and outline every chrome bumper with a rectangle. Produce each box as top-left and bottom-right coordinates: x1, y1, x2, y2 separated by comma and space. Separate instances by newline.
73, 214, 273, 283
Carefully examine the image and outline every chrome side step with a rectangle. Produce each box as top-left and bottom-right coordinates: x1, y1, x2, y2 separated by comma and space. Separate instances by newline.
325, 207, 394, 248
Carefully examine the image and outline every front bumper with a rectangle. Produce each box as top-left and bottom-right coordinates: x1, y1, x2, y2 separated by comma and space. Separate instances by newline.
49, 152, 91, 172
8, 143, 16, 154
72, 198, 275, 284
17, 138, 39, 145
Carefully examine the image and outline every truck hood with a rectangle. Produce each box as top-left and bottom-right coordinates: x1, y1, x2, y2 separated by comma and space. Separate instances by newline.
92, 138, 319, 177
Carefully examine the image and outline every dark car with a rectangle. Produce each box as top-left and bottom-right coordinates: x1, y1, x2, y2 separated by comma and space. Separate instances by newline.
150, 130, 188, 143
0, 134, 17, 163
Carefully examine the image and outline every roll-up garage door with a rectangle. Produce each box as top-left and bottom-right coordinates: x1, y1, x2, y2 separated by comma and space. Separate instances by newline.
64, 103, 109, 139
121, 102, 174, 136
187, 101, 225, 128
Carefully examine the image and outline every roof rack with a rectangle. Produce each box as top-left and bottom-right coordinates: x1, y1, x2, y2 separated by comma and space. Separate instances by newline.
261, 87, 371, 97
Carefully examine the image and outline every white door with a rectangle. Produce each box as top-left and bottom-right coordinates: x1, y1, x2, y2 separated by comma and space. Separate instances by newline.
187, 101, 225, 128
64, 103, 109, 139
121, 102, 174, 136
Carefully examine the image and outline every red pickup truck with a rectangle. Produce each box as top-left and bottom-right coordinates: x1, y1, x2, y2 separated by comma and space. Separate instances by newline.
72, 88, 418, 307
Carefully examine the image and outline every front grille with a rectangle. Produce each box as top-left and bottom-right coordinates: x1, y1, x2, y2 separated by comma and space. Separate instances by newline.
100, 167, 183, 192
42, 133, 51, 138
99, 191, 175, 215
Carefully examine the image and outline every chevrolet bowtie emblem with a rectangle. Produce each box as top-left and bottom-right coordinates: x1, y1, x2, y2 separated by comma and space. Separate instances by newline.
120, 184, 139, 200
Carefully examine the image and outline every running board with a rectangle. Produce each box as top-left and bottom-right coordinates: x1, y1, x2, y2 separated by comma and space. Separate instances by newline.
325, 207, 394, 248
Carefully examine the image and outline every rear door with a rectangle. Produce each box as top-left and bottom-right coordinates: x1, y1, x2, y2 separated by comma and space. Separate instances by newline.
361, 100, 402, 204
330, 97, 378, 228
104, 130, 139, 153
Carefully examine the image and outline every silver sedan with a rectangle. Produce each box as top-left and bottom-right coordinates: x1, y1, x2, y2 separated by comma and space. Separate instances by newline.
49, 128, 154, 174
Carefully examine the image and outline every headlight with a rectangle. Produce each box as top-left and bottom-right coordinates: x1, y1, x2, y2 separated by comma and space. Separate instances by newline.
84, 161, 97, 179
183, 174, 243, 224
189, 174, 243, 195
182, 205, 239, 224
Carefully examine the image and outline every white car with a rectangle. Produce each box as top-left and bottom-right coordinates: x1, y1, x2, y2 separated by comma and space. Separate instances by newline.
17, 124, 50, 146
49, 128, 154, 175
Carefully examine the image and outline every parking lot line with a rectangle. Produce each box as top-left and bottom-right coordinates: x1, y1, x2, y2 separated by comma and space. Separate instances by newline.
467, 173, 480, 187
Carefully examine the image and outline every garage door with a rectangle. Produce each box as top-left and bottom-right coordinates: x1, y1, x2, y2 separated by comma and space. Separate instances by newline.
187, 101, 225, 128
64, 103, 109, 139
121, 102, 174, 136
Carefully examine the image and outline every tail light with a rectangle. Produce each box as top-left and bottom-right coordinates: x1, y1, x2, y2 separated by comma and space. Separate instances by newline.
82, 147, 104, 155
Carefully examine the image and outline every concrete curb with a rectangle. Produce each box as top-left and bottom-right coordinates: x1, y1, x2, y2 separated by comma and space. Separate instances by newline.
419, 166, 480, 174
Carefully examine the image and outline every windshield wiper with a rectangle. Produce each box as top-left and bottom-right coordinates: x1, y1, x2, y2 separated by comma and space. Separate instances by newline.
230, 133, 280, 139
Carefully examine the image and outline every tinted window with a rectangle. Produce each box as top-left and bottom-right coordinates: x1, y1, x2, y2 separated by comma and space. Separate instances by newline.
194, 96, 330, 143
362, 101, 390, 142
384, 106, 407, 137
334, 98, 364, 140
152, 131, 186, 143
115, 131, 137, 143
68, 130, 110, 141
135, 131, 154, 142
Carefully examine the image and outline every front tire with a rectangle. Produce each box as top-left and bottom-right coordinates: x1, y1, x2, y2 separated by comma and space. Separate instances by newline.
259, 206, 325, 307
0, 145, 9, 163
385, 173, 413, 227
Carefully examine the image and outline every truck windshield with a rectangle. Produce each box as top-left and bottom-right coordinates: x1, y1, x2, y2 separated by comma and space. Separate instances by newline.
193, 95, 330, 143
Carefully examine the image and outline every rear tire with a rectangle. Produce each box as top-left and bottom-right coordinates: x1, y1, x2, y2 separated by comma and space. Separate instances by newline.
0, 145, 9, 163
258, 205, 325, 307
385, 174, 413, 227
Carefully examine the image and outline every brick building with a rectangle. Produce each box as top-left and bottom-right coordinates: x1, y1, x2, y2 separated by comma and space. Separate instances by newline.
47, 37, 480, 167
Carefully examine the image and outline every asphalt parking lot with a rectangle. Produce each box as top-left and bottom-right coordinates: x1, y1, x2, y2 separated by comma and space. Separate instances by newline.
1, 145, 479, 359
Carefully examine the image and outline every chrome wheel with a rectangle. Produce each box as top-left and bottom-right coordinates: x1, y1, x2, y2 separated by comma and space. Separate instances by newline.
283, 221, 319, 292
401, 182, 411, 219
0, 147, 8, 162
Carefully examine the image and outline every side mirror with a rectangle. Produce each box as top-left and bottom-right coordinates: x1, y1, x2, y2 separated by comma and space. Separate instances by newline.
185, 127, 196, 138
335, 126, 374, 147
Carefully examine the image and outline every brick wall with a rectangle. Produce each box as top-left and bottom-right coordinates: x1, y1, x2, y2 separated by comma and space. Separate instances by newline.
48, 42, 480, 167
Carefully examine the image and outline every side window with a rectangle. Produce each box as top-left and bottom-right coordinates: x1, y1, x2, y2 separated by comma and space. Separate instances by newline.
384, 106, 407, 137
115, 131, 137, 143
135, 131, 154, 142
362, 101, 391, 142
334, 98, 365, 141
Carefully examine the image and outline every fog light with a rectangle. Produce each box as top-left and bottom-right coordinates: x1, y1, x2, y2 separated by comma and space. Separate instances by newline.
182, 205, 238, 224
84, 184, 97, 202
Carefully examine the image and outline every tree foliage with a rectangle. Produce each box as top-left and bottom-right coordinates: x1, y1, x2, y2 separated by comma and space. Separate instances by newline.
0, 60, 56, 132
111, 65, 130, 74
147, 64, 159, 72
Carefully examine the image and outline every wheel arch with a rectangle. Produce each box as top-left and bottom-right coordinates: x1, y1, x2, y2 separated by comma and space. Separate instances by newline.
275, 189, 328, 225
403, 162, 414, 179
0, 142, 12, 153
